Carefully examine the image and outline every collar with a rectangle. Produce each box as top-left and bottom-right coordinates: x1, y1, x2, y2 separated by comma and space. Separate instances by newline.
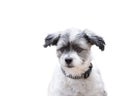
61, 63, 93, 79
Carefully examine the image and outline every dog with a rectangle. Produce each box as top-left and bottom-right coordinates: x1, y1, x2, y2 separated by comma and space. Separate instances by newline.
44, 28, 107, 96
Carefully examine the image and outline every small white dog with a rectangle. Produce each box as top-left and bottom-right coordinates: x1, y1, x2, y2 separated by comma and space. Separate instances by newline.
44, 28, 107, 96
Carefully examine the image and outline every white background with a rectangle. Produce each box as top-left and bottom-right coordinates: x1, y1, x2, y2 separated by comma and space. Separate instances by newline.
0, 0, 120, 96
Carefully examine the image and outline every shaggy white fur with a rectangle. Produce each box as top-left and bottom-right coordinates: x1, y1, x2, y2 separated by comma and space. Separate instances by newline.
48, 64, 107, 96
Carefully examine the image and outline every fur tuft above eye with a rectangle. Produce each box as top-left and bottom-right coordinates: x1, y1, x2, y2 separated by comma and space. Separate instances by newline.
72, 45, 84, 53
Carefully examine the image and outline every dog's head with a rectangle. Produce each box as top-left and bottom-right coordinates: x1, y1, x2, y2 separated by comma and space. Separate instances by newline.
44, 29, 105, 76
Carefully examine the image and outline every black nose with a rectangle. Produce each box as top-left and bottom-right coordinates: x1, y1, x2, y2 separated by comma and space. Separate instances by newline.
65, 58, 73, 64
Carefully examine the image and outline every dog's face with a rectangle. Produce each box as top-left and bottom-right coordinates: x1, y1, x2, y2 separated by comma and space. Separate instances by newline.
44, 29, 105, 75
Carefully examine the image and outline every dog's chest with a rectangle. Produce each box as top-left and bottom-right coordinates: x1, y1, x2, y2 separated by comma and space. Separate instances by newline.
60, 79, 91, 96
49, 67, 106, 96
50, 67, 96, 96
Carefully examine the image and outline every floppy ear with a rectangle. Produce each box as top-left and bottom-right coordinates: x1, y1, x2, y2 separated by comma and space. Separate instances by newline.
84, 30, 105, 51
43, 33, 60, 48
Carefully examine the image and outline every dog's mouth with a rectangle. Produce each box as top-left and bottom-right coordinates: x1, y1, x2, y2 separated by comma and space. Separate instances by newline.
66, 65, 74, 68
61, 63, 93, 79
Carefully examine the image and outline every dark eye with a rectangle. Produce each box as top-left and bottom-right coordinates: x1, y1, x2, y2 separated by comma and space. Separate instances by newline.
58, 47, 66, 53
73, 46, 83, 53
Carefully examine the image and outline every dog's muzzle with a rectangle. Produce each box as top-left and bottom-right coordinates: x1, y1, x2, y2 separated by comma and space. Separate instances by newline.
61, 63, 93, 79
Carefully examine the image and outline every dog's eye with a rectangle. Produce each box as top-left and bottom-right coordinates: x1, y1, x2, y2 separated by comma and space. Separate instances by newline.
58, 47, 67, 53
59, 47, 65, 52
73, 46, 83, 53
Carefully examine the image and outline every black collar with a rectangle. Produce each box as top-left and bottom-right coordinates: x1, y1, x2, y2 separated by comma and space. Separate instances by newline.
61, 63, 93, 79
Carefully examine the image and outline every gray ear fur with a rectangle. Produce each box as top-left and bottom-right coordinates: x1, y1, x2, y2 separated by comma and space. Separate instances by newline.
84, 30, 105, 51
43, 33, 60, 48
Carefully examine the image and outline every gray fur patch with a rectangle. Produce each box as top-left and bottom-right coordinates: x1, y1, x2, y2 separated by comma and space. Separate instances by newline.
84, 34, 105, 51
44, 34, 60, 47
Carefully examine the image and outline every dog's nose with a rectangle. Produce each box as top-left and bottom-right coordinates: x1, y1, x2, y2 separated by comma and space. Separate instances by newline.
65, 58, 73, 64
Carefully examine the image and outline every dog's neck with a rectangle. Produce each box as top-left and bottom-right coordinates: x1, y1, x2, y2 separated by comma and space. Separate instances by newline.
61, 63, 93, 79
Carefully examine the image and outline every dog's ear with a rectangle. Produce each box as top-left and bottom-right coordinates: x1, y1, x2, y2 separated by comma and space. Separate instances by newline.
84, 29, 105, 51
43, 33, 60, 48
